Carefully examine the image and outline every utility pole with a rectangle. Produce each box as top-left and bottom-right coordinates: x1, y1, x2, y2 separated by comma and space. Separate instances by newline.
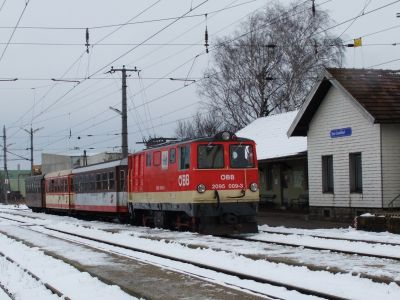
2, 125, 10, 204
107, 65, 139, 159
23, 127, 43, 175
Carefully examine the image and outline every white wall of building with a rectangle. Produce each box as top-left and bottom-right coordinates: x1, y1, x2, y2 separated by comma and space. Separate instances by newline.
307, 86, 383, 208
381, 124, 400, 207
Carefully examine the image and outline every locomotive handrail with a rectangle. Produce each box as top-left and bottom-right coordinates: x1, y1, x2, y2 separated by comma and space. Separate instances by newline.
227, 189, 246, 199
214, 190, 220, 208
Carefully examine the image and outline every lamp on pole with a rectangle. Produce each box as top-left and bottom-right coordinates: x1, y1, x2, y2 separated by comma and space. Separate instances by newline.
23, 127, 43, 175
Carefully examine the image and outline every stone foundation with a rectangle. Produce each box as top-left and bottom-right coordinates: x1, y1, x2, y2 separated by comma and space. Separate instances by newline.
309, 206, 388, 222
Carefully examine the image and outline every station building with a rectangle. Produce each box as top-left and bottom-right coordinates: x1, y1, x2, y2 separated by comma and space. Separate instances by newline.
237, 111, 308, 210
288, 68, 400, 221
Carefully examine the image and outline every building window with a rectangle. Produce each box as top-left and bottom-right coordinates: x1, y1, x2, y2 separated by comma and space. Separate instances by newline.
322, 155, 334, 193
350, 152, 362, 193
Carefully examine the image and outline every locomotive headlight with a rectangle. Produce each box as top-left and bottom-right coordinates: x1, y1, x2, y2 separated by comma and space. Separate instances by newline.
197, 184, 206, 193
250, 182, 258, 192
221, 131, 231, 141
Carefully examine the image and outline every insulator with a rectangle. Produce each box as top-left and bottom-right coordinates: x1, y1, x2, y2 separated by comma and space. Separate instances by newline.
85, 28, 90, 53
204, 26, 209, 53
204, 14, 209, 54
312, 0, 316, 17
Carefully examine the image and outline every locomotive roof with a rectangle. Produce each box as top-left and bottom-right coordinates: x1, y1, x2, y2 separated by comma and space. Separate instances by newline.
141, 133, 254, 151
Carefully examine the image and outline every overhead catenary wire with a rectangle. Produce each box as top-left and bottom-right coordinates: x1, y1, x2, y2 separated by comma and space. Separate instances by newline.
0, 0, 30, 65
337, 0, 373, 39
0, 0, 259, 31
17, 0, 328, 150
0, 0, 7, 14
12, 0, 209, 138
8, 0, 388, 157
7, 0, 166, 137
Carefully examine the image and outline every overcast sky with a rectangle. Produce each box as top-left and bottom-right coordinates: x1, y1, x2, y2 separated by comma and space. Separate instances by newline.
0, 0, 399, 170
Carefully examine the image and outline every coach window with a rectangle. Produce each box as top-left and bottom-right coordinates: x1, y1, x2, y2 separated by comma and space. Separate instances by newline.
102, 173, 108, 190
109, 172, 115, 190
169, 148, 176, 164
89, 174, 94, 192
198, 144, 224, 169
96, 174, 101, 190
179, 145, 190, 170
230, 145, 254, 168
120, 170, 126, 191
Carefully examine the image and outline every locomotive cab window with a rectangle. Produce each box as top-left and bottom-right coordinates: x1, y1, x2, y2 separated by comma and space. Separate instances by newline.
179, 145, 190, 170
146, 153, 152, 167
169, 148, 176, 164
230, 145, 254, 168
198, 144, 224, 169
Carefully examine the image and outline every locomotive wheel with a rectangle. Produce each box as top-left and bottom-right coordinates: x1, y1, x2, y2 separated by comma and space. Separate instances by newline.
129, 209, 143, 226
154, 211, 166, 228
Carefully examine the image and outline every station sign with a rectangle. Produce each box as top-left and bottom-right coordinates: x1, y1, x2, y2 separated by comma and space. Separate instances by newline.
330, 127, 352, 138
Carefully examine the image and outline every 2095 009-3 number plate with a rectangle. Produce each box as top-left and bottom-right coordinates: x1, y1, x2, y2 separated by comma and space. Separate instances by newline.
211, 183, 244, 189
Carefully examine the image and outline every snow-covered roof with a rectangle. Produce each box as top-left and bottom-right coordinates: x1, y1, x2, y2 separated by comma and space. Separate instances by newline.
236, 111, 307, 161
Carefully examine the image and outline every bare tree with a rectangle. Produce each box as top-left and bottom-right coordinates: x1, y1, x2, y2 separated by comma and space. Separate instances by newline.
198, 1, 344, 130
175, 111, 224, 140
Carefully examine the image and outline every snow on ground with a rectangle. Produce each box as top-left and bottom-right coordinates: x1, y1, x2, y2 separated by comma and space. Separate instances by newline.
1, 205, 400, 299
251, 231, 400, 258
0, 220, 136, 300
258, 224, 400, 245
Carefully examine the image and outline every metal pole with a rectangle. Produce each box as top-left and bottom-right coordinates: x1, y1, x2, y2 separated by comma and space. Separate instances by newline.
3, 125, 9, 205
30, 127, 34, 175
107, 65, 139, 159
121, 66, 128, 159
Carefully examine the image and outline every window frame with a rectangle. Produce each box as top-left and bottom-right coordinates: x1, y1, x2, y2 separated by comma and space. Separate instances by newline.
229, 144, 255, 169
169, 148, 176, 164
349, 152, 362, 193
322, 155, 334, 193
197, 144, 225, 169
179, 144, 190, 170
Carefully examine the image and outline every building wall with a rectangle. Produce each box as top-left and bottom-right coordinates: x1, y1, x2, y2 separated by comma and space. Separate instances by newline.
381, 124, 400, 207
307, 86, 382, 209
41, 153, 81, 173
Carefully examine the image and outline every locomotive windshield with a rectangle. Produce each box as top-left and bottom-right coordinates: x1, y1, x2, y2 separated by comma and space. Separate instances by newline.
230, 144, 254, 168
198, 144, 224, 169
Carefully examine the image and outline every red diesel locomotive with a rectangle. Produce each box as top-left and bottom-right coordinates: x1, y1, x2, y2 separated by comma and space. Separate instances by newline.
128, 131, 259, 234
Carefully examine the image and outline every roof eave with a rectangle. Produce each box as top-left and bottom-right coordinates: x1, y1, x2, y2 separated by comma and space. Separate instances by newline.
287, 70, 331, 137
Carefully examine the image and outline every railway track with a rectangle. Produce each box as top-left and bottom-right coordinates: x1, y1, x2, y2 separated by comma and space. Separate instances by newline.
2, 211, 400, 261
0, 214, 348, 300
0, 250, 70, 300
258, 229, 400, 247
231, 233, 400, 262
